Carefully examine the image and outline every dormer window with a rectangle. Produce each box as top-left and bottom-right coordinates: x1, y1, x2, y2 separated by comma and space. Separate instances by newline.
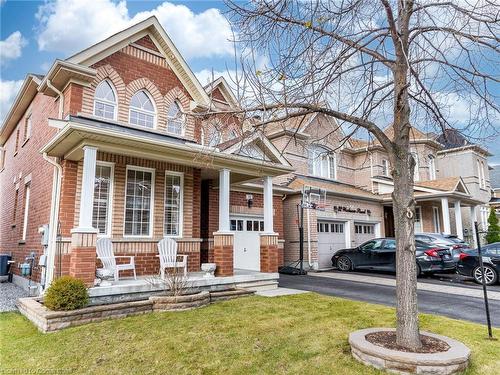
129, 90, 155, 128
94, 80, 117, 120
428, 155, 436, 180
309, 145, 336, 180
166, 101, 184, 136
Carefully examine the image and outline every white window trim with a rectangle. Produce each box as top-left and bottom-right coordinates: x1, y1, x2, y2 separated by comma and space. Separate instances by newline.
163, 170, 184, 238
24, 113, 32, 142
0, 147, 5, 171
382, 159, 390, 177
414, 206, 422, 233
200, 127, 205, 146
129, 90, 157, 129
428, 155, 436, 180
94, 161, 115, 237
412, 153, 420, 182
166, 100, 185, 137
123, 165, 155, 238
93, 80, 118, 121
22, 183, 30, 241
311, 146, 336, 180
432, 206, 441, 233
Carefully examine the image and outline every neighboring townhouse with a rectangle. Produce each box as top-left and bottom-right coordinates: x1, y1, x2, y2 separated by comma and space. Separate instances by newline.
265, 115, 493, 270
0, 17, 293, 292
488, 164, 500, 219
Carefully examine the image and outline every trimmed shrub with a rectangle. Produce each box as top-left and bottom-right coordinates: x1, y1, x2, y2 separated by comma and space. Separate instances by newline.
44, 276, 89, 311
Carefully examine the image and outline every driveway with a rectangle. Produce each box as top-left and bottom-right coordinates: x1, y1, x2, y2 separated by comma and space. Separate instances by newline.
279, 271, 500, 327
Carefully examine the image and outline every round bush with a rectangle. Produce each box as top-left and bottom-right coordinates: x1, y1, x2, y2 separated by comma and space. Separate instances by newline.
43, 276, 89, 311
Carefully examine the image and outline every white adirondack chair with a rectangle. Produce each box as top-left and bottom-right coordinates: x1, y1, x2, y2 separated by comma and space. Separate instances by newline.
157, 238, 188, 279
96, 238, 137, 281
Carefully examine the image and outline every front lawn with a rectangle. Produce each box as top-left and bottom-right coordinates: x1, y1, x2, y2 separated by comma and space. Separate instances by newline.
1, 293, 499, 374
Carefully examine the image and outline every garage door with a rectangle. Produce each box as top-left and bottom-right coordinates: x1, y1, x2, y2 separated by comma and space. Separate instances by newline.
317, 221, 346, 269
354, 223, 376, 246
230, 216, 264, 271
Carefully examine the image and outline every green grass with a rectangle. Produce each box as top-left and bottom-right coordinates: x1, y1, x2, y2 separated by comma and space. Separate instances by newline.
1, 293, 499, 374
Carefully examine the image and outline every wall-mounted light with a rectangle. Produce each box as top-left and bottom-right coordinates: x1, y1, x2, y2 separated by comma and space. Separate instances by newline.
246, 194, 253, 208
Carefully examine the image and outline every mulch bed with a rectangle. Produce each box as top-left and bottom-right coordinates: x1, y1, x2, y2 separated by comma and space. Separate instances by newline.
365, 331, 450, 353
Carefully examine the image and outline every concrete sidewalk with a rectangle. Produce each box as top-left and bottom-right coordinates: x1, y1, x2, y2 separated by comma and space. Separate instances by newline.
309, 272, 500, 301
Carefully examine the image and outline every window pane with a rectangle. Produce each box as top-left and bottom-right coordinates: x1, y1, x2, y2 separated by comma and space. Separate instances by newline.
124, 169, 153, 236
130, 91, 155, 128
247, 220, 252, 231
92, 165, 112, 235
164, 174, 182, 236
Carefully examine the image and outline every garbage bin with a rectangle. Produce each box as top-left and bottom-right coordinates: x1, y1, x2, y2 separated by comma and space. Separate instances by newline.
0, 254, 12, 276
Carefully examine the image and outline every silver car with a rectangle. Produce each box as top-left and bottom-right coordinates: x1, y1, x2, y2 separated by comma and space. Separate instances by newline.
415, 233, 470, 261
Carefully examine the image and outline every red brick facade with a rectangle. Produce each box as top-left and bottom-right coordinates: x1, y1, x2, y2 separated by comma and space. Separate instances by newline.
0, 30, 287, 286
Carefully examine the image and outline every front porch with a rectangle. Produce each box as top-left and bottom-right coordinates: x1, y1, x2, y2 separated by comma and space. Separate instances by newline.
42, 115, 292, 288
88, 269, 279, 304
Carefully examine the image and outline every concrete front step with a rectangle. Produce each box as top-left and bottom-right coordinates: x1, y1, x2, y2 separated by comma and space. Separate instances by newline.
237, 280, 279, 292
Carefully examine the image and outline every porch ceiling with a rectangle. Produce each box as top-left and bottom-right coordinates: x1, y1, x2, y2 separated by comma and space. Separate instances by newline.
42, 116, 294, 183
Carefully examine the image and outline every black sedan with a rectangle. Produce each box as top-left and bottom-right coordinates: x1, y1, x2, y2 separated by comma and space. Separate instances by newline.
331, 238, 455, 276
457, 243, 500, 285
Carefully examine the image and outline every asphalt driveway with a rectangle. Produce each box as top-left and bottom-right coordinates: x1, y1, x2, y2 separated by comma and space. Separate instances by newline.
279, 271, 500, 327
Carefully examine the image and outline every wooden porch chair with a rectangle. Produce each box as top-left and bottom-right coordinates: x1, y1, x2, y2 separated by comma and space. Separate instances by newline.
157, 238, 188, 279
96, 238, 137, 281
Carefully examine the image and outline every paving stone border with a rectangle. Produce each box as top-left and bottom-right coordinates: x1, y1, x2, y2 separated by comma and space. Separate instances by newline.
17, 288, 255, 333
349, 328, 470, 375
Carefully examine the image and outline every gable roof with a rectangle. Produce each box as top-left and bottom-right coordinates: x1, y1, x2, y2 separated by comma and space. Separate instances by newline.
414, 177, 470, 194
204, 76, 239, 108
220, 131, 291, 166
0, 74, 43, 146
66, 16, 211, 108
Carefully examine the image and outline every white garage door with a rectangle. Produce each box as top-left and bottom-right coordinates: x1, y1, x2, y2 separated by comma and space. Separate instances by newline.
230, 216, 264, 271
354, 223, 376, 246
317, 221, 347, 269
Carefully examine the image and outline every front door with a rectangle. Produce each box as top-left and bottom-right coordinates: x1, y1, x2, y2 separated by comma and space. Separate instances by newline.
231, 216, 263, 271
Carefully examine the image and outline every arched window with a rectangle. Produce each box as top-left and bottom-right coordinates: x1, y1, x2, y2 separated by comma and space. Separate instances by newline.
207, 124, 222, 147
166, 101, 184, 135
308, 145, 336, 180
94, 80, 117, 120
129, 90, 155, 128
428, 154, 436, 180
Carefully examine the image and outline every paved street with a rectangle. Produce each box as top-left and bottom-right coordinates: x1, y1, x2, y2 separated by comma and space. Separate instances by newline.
279, 271, 500, 327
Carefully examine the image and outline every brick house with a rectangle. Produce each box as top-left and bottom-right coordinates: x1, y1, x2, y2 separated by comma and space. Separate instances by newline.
264, 114, 492, 270
0, 17, 293, 293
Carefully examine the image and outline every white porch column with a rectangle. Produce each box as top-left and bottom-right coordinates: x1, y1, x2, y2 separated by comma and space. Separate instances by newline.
218, 168, 230, 232
441, 197, 451, 234
75, 146, 97, 232
454, 201, 463, 239
263, 176, 274, 233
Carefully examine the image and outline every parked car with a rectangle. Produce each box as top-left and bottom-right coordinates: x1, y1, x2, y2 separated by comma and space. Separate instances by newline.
331, 238, 455, 276
457, 242, 500, 285
415, 233, 470, 260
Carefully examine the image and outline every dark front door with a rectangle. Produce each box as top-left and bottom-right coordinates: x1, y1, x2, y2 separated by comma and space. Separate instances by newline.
384, 206, 395, 237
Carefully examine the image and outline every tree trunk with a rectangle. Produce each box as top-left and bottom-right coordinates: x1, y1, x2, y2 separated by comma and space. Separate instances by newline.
392, 151, 421, 350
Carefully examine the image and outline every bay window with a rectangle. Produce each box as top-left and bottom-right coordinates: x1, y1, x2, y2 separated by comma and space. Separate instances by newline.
124, 167, 154, 237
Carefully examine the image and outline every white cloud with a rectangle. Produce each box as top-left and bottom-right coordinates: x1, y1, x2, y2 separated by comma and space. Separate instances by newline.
0, 31, 28, 65
0, 79, 24, 122
36, 0, 233, 60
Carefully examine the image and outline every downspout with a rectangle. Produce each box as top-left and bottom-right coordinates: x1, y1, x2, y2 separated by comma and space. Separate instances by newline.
42, 153, 62, 289
306, 207, 312, 268
42, 79, 64, 289
46, 79, 64, 118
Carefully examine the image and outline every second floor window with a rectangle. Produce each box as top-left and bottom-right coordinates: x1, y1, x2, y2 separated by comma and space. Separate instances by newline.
382, 159, 390, 177
207, 126, 222, 147
412, 153, 420, 182
166, 101, 184, 135
24, 114, 32, 141
428, 155, 436, 180
309, 145, 336, 180
129, 90, 155, 128
94, 80, 117, 120
477, 159, 487, 189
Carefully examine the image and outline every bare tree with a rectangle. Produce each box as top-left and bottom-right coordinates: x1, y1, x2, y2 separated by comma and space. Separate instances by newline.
204, 0, 499, 350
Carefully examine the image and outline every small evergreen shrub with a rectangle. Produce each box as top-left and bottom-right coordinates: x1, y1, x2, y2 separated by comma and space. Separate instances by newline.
485, 208, 500, 244
44, 276, 89, 311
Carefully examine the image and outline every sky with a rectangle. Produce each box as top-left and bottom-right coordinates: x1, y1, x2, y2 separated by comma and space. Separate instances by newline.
0, 0, 499, 164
